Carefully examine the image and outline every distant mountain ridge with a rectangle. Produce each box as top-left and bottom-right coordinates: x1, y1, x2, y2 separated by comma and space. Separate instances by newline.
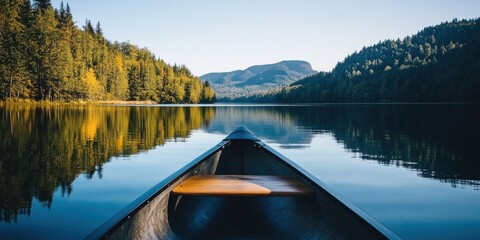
200, 60, 316, 99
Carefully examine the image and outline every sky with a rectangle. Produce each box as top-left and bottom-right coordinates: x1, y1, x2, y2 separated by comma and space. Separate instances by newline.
51, 0, 480, 76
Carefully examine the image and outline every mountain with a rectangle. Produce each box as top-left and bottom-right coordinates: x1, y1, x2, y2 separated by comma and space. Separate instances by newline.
247, 18, 480, 103
200, 60, 316, 100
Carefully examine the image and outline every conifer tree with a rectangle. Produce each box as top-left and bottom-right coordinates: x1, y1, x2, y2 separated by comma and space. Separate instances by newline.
0, 1, 214, 102
95, 21, 102, 36
0, 0, 30, 99
33, 0, 51, 9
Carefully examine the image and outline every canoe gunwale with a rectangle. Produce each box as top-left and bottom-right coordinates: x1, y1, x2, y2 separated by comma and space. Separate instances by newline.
86, 127, 400, 240
85, 141, 230, 240
257, 141, 401, 240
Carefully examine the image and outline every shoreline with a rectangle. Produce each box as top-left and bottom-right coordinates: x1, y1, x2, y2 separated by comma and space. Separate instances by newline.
0, 99, 159, 106
1, 100, 478, 107
96, 100, 158, 105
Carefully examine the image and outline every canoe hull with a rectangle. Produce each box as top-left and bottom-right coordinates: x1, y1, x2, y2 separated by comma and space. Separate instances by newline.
87, 128, 399, 240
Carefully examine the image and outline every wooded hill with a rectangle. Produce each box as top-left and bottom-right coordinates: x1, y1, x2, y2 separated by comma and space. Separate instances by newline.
247, 18, 480, 103
200, 60, 315, 100
0, 0, 215, 103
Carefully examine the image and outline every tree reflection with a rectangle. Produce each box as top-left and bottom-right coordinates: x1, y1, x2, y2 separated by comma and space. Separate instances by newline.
207, 104, 480, 189
0, 105, 214, 223
1, 104, 478, 223
294, 105, 479, 185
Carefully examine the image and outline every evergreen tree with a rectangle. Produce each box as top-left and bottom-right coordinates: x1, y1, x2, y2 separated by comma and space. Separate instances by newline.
33, 0, 51, 9
0, 1, 213, 103
258, 18, 480, 103
30, 4, 68, 100
84, 19, 94, 35
95, 21, 102, 36
0, 0, 30, 99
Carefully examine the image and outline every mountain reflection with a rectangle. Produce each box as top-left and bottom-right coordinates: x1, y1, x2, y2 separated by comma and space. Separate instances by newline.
0, 105, 214, 223
207, 106, 314, 148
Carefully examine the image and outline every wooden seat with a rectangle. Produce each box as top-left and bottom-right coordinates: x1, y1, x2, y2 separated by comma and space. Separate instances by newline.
171, 175, 314, 196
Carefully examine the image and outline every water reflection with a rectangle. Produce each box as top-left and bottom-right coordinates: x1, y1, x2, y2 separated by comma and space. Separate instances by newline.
321, 105, 479, 188
206, 106, 314, 148
0, 105, 215, 223
206, 104, 480, 188
0, 104, 479, 225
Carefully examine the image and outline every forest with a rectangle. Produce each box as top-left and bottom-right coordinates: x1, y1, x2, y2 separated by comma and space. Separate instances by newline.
0, 0, 215, 103
242, 18, 480, 103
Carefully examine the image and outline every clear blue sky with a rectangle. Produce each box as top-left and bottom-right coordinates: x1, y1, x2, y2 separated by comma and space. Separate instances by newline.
51, 0, 479, 76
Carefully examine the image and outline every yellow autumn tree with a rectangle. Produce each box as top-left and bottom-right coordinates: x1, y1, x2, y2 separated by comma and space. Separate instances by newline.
201, 81, 215, 103
173, 77, 186, 102
186, 79, 202, 103
81, 68, 104, 100
112, 54, 129, 100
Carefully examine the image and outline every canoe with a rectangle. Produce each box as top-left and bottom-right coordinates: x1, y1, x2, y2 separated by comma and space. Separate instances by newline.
87, 127, 400, 239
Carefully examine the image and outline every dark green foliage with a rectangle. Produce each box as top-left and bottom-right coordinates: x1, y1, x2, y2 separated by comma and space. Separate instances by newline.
264, 18, 480, 103
84, 19, 94, 35
0, 1, 213, 103
32, 0, 51, 9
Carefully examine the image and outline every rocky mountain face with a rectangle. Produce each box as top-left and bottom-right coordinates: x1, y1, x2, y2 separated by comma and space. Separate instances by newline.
200, 60, 316, 100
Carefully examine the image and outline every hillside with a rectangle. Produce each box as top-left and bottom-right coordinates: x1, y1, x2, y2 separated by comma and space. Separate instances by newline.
200, 60, 315, 100
0, 1, 215, 103
249, 18, 480, 103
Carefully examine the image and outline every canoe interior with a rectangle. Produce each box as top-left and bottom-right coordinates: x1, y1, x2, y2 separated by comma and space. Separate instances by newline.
91, 134, 397, 239
169, 140, 323, 239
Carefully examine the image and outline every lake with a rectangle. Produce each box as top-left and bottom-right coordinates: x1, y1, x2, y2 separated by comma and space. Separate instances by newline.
0, 104, 479, 239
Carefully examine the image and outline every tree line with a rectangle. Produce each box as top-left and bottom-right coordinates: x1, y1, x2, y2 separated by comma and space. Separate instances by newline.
241, 18, 480, 103
0, 0, 215, 103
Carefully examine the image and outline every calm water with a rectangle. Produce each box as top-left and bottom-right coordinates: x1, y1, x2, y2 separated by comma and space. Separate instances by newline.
0, 104, 479, 239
